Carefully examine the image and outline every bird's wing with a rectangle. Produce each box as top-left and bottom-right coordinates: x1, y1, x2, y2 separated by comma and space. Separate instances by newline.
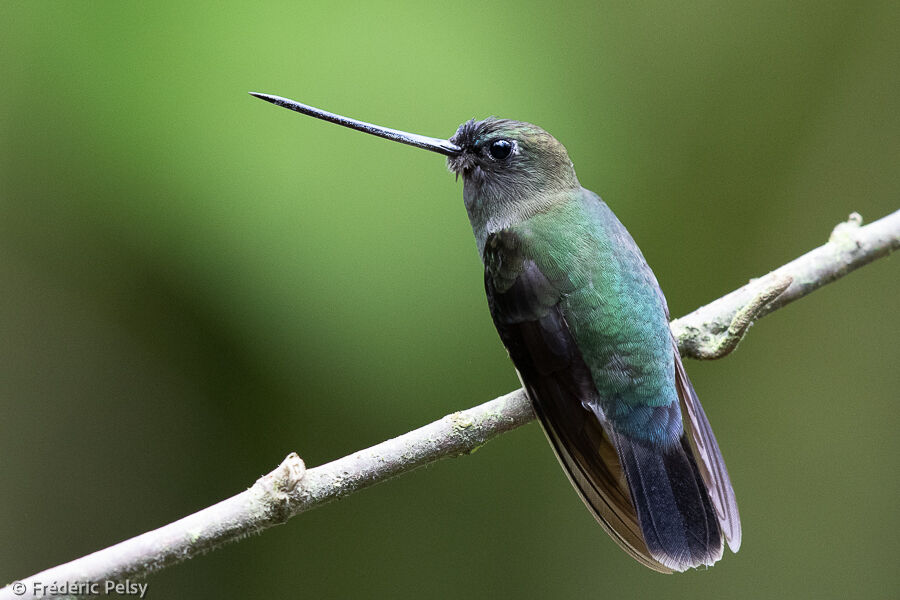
673, 347, 742, 551
600, 188, 741, 555
644, 233, 741, 553
483, 228, 672, 573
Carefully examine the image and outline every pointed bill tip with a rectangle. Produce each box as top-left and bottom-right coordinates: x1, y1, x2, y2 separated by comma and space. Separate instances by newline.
249, 92, 284, 105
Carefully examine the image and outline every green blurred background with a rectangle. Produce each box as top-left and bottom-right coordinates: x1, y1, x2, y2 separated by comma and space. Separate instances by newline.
2, 1, 898, 598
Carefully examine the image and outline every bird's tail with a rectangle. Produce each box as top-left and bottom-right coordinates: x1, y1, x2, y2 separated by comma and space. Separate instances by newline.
609, 430, 724, 572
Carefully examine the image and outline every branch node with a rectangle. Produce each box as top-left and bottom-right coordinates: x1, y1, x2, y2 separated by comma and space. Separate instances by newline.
829, 212, 863, 244
252, 452, 306, 524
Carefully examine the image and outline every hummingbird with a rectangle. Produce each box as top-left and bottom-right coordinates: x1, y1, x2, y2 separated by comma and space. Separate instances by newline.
250, 92, 741, 572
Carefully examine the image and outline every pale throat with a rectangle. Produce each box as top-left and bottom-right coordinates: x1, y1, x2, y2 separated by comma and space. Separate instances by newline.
463, 183, 571, 259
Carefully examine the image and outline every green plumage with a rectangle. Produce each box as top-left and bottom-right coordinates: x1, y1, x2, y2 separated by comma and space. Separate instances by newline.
498, 192, 680, 443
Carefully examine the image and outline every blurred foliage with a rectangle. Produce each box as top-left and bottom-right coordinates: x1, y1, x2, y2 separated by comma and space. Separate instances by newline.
1, 1, 898, 598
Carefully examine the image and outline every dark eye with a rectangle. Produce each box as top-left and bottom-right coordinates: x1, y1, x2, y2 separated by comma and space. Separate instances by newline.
488, 139, 513, 160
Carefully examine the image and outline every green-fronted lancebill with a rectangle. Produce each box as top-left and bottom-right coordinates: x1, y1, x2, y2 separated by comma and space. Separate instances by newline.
250, 92, 741, 573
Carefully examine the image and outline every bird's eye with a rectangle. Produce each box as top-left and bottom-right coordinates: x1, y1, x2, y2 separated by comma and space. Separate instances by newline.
488, 139, 513, 160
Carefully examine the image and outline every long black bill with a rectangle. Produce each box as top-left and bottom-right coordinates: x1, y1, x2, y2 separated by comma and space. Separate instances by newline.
250, 92, 461, 157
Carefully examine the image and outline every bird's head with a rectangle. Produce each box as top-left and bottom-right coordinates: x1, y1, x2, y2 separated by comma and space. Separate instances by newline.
447, 118, 579, 247
447, 118, 577, 198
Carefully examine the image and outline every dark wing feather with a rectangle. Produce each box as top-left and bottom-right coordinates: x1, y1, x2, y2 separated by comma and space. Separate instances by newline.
484, 230, 671, 573
673, 347, 742, 551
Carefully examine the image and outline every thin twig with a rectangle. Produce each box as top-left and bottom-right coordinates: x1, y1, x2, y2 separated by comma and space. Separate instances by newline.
674, 211, 899, 358
2, 210, 897, 599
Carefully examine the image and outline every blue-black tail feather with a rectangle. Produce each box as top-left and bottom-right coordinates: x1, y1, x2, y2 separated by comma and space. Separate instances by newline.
611, 431, 723, 571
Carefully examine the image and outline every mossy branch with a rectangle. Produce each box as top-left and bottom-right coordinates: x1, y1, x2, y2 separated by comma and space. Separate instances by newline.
2, 210, 897, 600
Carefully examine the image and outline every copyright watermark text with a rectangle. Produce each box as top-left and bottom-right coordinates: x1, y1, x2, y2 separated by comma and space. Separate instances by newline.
8, 580, 148, 598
